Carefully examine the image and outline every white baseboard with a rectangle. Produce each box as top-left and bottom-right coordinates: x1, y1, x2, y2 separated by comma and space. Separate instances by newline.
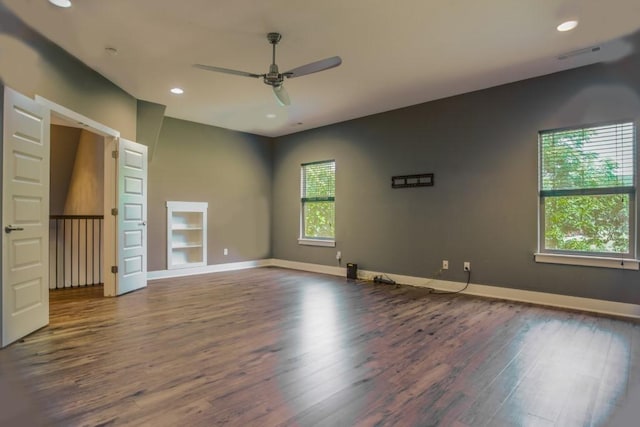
270, 259, 344, 276
147, 259, 273, 280
147, 258, 640, 319
270, 259, 640, 319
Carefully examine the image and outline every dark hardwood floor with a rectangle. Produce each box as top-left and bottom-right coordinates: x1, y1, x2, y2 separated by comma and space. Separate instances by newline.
2, 267, 640, 426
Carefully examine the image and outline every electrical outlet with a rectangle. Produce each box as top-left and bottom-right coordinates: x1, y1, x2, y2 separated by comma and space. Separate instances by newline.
442, 260, 449, 270
336, 251, 342, 260
464, 262, 471, 271
223, 248, 228, 256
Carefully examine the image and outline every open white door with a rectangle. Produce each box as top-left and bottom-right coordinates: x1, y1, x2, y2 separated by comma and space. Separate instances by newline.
2, 87, 50, 347
116, 138, 147, 295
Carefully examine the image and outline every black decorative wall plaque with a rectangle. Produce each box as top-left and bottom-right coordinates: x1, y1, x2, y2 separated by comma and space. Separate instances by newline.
391, 173, 434, 188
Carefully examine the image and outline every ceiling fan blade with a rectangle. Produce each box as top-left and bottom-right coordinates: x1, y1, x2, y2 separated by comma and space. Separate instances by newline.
193, 64, 262, 78
284, 56, 342, 78
273, 85, 290, 106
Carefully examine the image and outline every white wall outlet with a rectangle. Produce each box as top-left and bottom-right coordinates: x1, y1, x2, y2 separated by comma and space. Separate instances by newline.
223, 248, 228, 256
442, 260, 449, 270
464, 262, 471, 271
336, 251, 342, 260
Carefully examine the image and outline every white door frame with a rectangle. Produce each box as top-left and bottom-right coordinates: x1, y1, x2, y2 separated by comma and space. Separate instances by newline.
35, 96, 120, 296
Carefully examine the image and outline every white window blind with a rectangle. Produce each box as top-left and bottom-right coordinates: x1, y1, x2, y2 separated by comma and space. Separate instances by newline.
540, 122, 634, 195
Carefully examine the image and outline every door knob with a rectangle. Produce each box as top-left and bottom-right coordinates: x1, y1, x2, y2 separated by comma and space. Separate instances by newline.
139, 221, 147, 226
5, 225, 24, 234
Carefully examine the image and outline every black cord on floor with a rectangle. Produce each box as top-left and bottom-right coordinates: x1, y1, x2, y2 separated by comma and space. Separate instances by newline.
429, 269, 471, 295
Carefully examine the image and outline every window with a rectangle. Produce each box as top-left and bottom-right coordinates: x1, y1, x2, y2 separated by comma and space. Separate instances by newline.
538, 121, 636, 265
299, 160, 335, 246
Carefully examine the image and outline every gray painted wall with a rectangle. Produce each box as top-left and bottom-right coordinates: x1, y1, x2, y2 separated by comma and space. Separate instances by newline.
0, 5, 137, 139
147, 117, 273, 271
272, 48, 640, 304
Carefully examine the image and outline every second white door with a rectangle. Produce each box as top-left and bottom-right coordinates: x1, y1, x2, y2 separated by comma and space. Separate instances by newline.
116, 138, 147, 295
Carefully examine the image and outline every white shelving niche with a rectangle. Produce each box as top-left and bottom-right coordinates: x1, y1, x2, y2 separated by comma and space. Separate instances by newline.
166, 201, 208, 269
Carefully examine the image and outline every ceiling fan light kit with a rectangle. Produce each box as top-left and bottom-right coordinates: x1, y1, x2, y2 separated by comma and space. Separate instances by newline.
194, 32, 341, 106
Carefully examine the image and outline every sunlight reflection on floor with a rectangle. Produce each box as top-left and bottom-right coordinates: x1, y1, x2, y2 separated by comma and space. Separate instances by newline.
296, 283, 351, 404
502, 320, 629, 425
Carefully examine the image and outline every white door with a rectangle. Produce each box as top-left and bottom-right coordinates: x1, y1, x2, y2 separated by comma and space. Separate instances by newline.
2, 87, 50, 347
116, 138, 147, 295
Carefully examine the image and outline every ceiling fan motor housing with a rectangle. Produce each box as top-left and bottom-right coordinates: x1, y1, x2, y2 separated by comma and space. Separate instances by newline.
264, 76, 284, 87
264, 64, 284, 86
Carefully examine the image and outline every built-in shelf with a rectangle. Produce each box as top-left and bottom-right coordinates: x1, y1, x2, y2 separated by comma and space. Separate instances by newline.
171, 225, 203, 231
166, 201, 208, 269
172, 244, 204, 249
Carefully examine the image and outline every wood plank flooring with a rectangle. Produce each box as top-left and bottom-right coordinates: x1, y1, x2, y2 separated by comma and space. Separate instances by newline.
2, 267, 640, 426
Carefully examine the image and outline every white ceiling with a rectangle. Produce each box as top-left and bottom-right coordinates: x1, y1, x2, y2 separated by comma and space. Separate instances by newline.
3, 0, 640, 137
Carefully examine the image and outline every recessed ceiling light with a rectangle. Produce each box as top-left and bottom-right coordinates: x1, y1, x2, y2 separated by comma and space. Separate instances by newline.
266, 113, 277, 119
48, 0, 72, 8
557, 20, 578, 32
170, 88, 184, 95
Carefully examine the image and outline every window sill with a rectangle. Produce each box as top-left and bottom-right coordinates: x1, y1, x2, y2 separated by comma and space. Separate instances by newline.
534, 253, 639, 270
298, 238, 336, 247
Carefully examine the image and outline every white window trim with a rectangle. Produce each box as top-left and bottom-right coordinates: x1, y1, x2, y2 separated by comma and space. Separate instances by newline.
298, 238, 336, 247
537, 121, 637, 262
534, 252, 639, 270
299, 160, 336, 245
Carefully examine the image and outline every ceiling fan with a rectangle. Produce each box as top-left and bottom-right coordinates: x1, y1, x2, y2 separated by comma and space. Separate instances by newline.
194, 32, 342, 106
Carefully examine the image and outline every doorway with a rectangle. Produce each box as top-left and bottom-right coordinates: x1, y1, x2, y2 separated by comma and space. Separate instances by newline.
49, 113, 105, 293
35, 96, 121, 298
36, 96, 149, 298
